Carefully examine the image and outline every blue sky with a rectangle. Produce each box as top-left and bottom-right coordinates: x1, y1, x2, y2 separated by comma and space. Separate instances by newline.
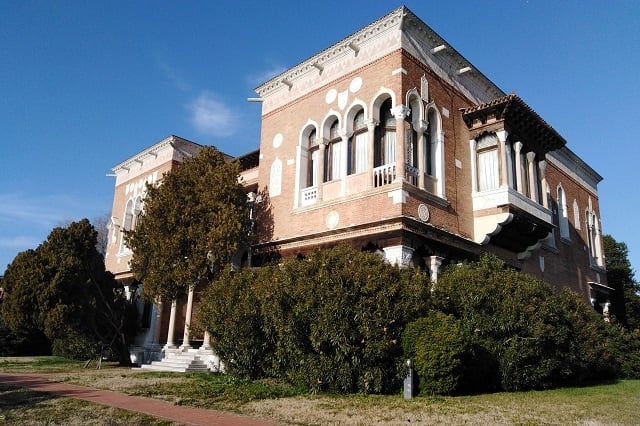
1, 1, 639, 276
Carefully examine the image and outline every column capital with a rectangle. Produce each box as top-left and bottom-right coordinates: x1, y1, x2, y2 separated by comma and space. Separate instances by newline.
391, 104, 411, 120
418, 119, 429, 134
513, 141, 523, 152
496, 129, 508, 143
366, 118, 379, 131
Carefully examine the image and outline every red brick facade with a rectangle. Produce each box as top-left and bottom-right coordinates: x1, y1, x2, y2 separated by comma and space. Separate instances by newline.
105, 7, 609, 356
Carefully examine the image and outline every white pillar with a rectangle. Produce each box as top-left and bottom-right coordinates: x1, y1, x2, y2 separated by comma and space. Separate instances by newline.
200, 330, 212, 351
496, 130, 509, 188
318, 140, 327, 200
366, 119, 378, 188
526, 152, 537, 202
392, 105, 411, 183
538, 160, 548, 208
513, 142, 524, 194
417, 120, 428, 190
428, 256, 444, 294
180, 285, 195, 351
340, 131, 350, 196
164, 299, 177, 350
150, 298, 163, 349
469, 139, 478, 193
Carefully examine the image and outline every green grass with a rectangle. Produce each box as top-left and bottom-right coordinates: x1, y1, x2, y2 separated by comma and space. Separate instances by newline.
2, 356, 640, 425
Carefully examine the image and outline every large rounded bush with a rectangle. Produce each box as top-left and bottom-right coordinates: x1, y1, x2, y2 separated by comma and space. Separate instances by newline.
198, 244, 432, 393
403, 312, 468, 395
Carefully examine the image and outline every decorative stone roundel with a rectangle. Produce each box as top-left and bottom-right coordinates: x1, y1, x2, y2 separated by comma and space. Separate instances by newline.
272, 133, 283, 148
349, 77, 363, 93
325, 89, 337, 104
326, 211, 340, 229
418, 204, 430, 222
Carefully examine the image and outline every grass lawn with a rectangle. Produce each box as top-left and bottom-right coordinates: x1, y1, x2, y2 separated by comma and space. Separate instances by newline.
1, 356, 638, 425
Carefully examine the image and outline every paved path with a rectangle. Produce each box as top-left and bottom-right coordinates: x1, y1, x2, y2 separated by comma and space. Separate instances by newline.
0, 372, 275, 426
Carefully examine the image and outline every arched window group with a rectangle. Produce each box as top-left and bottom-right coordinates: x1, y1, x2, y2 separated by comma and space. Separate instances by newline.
296, 89, 445, 207
119, 196, 143, 253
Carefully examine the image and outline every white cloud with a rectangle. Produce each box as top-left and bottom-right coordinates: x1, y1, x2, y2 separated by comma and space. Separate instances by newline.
188, 92, 237, 137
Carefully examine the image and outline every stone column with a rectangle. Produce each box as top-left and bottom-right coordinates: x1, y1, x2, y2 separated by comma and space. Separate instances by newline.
538, 160, 548, 208
340, 130, 351, 195
428, 255, 444, 294
496, 131, 509, 188
392, 105, 411, 182
150, 298, 163, 349
366, 119, 378, 189
526, 152, 538, 202
180, 285, 195, 351
200, 330, 212, 351
164, 299, 177, 350
318, 140, 327, 201
513, 142, 524, 194
469, 139, 478, 193
417, 120, 429, 189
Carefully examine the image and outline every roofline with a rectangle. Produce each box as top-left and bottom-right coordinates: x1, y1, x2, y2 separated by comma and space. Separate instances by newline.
254, 6, 504, 103
111, 135, 203, 173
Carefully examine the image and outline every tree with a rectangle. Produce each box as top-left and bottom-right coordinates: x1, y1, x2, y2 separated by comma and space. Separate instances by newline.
603, 235, 640, 330
1, 219, 134, 363
125, 146, 251, 301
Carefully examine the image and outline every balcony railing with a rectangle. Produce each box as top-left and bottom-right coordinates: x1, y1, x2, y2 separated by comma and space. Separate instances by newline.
300, 186, 318, 206
373, 163, 396, 188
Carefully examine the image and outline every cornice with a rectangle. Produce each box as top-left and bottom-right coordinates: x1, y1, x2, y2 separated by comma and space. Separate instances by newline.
255, 7, 406, 100
547, 147, 603, 194
111, 135, 203, 174
255, 6, 505, 109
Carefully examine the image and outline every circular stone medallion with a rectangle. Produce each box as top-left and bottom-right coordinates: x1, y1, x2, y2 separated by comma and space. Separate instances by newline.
418, 204, 430, 222
326, 211, 340, 229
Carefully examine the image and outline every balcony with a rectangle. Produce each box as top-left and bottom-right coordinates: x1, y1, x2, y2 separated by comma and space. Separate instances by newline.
473, 187, 553, 257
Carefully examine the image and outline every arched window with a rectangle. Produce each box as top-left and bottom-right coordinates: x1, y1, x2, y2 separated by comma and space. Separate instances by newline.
123, 199, 134, 232
476, 134, 499, 192
348, 110, 367, 175
324, 119, 343, 182
374, 98, 396, 167
307, 129, 319, 187
585, 206, 603, 266
557, 186, 570, 241
424, 108, 437, 176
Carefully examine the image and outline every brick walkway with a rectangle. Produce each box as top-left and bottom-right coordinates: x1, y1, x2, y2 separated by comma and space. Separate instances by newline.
0, 372, 275, 426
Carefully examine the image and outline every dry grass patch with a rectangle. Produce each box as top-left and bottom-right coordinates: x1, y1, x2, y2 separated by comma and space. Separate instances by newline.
0, 383, 177, 425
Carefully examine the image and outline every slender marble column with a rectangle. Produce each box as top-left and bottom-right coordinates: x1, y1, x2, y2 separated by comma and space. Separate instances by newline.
392, 105, 410, 182
496, 130, 509, 188
526, 152, 538, 202
513, 142, 524, 194
164, 299, 177, 349
366, 119, 378, 188
180, 285, 195, 351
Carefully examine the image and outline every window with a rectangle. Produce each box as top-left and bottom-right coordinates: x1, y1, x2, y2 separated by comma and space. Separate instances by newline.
585, 207, 603, 266
557, 186, 570, 241
374, 99, 396, 167
348, 110, 367, 175
324, 119, 343, 181
424, 109, 436, 176
476, 134, 499, 191
307, 129, 319, 187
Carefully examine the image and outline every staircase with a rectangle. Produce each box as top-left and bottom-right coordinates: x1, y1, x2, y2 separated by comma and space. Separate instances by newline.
140, 349, 209, 373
